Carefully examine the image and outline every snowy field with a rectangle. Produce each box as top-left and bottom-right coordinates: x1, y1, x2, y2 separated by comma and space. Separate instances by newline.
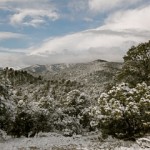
0, 132, 150, 150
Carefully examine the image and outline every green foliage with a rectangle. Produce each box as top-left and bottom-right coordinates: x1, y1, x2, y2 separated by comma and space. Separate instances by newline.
0, 102, 12, 131
62, 90, 92, 133
9, 112, 34, 138
117, 41, 150, 86
98, 82, 150, 139
1, 68, 41, 86
0, 84, 14, 133
0, 67, 89, 137
8, 100, 51, 137
63, 90, 89, 116
97, 41, 150, 139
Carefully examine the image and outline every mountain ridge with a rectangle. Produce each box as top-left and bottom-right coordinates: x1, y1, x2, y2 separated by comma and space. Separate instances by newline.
22, 59, 122, 89
22, 59, 122, 75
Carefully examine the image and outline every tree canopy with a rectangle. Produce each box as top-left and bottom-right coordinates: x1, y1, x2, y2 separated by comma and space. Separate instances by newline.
117, 41, 150, 86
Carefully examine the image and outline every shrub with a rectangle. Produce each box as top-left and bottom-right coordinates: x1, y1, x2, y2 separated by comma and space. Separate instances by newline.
97, 82, 150, 139
9, 112, 34, 137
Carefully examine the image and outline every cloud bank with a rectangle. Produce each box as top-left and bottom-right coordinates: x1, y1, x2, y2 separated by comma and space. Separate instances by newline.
0, 0, 150, 68
28, 5, 150, 64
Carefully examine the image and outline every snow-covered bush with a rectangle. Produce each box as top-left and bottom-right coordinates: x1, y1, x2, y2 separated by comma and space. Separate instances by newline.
62, 116, 81, 136
9, 97, 52, 137
97, 82, 150, 139
53, 90, 91, 135
88, 106, 101, 130
63, 90, 87, 115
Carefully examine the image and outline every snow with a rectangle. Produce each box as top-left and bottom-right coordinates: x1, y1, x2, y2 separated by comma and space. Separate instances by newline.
0, 132, 150, 150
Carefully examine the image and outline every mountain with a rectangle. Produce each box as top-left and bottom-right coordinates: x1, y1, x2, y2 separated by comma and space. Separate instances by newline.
23, 59, 122, 85
23, 63, 72, 74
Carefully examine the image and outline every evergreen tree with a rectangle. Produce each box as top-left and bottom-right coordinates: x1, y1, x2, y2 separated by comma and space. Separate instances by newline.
117, 41, 150, 86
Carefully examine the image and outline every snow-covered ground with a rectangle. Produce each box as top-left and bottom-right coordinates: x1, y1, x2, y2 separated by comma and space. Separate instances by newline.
0, 132, 150, 150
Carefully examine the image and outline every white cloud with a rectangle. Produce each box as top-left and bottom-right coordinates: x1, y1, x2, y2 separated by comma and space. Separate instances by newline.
83, 17, 93, 22
10, 8, 59, 27
29, 5, 150, 63
0, 0, 59, 27
100, 5, 150, 31
0, 0, 46, 3
0, 32, 25, 40
89, 0, 120, 12
29, 29, 148, 62
88, 0, 142, 12
0, 52, 26, 69
68, 0, 87, 12
23, 19, 46, 28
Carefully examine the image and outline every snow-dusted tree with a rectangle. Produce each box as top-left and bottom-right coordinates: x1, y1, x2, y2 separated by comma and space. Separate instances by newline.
117, 41, 150, 86
57, 90, 91, 135
8, 99, 33, 137
98, 82, 150, 139
0, 83, 15, 133
0, 101, 11, 131
38, 96, 54, 111
9, 98, 51, 137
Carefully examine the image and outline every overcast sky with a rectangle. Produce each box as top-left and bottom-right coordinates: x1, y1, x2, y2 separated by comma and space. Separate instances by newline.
0, 0, 150, 68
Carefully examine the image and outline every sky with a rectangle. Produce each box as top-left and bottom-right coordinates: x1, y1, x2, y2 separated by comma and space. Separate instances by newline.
0, 0, 150, 68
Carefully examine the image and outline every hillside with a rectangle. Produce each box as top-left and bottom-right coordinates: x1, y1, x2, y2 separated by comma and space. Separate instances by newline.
0, 60, 122, 138
23, 59, 122, 86
21, 60, 122, 103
